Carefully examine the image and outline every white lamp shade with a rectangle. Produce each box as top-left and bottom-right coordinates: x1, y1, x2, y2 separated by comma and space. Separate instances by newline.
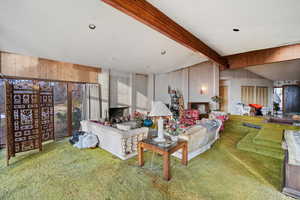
149, 101, 172, 117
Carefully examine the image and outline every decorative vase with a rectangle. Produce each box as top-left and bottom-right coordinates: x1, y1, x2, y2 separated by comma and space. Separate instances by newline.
143, 119, 153, 127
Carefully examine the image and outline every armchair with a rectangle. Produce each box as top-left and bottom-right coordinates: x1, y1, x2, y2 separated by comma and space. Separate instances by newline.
180, 109, 200, 126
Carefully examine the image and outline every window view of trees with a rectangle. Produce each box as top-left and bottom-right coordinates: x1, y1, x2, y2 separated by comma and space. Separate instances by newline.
72, 84, 83, 132
53, 82, 68, 140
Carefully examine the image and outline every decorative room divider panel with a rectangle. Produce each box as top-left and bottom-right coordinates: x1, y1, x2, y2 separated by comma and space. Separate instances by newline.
5, 80, 54, 166
40, 84, 54, 142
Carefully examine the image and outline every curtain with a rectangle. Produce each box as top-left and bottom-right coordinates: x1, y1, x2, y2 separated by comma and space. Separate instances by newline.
241, 86, 255, 105
241, 86, 269, 106
256, 87, 268, 107
82, 84, 101, 120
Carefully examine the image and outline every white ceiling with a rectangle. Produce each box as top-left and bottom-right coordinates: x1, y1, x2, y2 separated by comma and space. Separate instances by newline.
0, 0, 206, 73
149, 0, 300, 55
246, 59, 300, 81
1, 0, 300, 73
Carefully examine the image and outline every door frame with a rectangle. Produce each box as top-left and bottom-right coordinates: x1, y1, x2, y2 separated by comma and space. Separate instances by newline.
282, 84, 300, 113
219, 79, 230, 113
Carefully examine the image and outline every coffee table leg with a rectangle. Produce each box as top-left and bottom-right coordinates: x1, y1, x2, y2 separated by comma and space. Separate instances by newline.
182, 143, 188, 166
138, 143, 144, 167
163, 153, 170, 181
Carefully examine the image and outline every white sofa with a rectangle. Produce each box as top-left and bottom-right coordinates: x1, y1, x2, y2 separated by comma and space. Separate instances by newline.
81, 120, 149, 160
172, 119, 222, 161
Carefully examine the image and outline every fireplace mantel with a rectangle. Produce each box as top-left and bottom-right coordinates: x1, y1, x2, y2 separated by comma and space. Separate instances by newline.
188, 102, 210, 114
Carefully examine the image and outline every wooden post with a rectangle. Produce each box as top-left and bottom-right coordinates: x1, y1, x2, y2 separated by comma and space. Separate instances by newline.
67, 83, 73, 137
163, 153, 171, 181
138, 142, 144, 167
182, 143, 188, 166
4, 81, 11, 166
37, 83, 42, 152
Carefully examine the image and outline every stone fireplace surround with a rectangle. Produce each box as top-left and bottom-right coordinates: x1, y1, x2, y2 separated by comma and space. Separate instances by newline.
109, 106, 129, 122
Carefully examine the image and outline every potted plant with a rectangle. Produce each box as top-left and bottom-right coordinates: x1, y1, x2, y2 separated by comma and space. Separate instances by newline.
211, 96, 221, 111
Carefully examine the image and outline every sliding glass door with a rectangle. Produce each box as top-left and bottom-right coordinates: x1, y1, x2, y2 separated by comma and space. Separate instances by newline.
53, 82, 68, 140
0, 80, 5, 149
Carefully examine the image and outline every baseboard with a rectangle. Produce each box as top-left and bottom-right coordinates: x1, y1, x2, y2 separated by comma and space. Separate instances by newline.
283, 187, 300, 199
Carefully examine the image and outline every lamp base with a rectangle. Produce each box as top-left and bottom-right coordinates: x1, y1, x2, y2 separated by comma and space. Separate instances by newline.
153, 136, 166, 143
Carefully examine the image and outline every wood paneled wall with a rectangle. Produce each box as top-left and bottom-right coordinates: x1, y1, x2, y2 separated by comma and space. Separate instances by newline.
225, 43, 300, 69
0, 52, 100, 83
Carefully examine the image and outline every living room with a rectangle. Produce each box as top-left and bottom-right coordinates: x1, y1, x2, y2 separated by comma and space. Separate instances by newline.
1, 0, 300, 200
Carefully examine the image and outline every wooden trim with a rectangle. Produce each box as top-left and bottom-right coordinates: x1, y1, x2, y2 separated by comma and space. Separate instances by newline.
67, 83, 73, 137
225, 43, 300, 69
282, 84, 299, 113
0, 51, 100, 83
102, 0, 228, 67
4, 81, 11, 166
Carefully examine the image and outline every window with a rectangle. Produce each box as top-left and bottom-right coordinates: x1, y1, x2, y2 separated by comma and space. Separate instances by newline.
0, 80, 5, 149
53, 82, 68, 140
72, 83, 84, 132
241, 86, 269, 106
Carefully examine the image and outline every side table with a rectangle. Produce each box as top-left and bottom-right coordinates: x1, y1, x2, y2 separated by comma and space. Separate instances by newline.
138, 139, 188, 181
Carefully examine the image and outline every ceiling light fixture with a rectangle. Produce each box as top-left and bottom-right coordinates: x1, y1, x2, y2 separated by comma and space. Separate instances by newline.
89, 24, 96, 30
233, 28, 240, 32
161, 50, 166, 55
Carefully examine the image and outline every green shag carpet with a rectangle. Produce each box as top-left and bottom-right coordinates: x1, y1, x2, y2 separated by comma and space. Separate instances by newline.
0, 116, 295, 200
236, 116, 300, 160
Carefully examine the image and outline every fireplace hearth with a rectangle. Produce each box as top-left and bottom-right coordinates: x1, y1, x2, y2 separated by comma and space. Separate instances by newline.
109, 106, 129, 122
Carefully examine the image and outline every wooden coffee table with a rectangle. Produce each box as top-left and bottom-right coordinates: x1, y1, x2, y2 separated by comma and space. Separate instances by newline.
138, 139, 188, 181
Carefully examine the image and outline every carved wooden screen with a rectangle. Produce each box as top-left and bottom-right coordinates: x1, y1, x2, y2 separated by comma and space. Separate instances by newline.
5, 80, 55, 165
40, 83, 54, 142
5, 80, 42, 164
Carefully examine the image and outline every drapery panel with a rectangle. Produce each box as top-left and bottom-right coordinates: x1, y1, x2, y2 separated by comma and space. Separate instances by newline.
82, 84, 101, 121
241, 86, 255, 105
241, 86, 268, 106
256, 87, 268, 107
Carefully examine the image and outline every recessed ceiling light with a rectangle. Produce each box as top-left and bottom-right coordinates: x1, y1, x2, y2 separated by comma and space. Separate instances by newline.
89, 24, 96, 30
233, 28, 240, 32
161, 50, 166, 55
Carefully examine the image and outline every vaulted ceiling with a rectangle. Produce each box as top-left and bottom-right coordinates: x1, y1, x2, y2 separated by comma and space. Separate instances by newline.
246, 59, 300, 81
1, 0, 300, 73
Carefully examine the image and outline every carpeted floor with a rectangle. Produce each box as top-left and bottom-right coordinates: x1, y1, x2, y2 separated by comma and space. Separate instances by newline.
0, 116, 295, 200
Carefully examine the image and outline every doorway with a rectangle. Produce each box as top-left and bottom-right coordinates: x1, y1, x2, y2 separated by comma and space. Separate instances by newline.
283, 85, 300, 113
219, 85, 228, 112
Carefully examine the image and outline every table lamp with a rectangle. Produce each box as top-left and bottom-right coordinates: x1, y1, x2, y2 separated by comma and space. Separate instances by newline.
149, 101, 173, 142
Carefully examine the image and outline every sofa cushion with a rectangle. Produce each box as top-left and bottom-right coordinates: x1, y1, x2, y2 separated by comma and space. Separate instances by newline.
285, 130, 300, 166
116, 124, 131, 131
179, 125, 208, 152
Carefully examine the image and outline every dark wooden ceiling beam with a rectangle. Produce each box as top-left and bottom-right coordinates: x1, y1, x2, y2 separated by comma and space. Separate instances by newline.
225, 43, 300, 69
102, 0, 228, 67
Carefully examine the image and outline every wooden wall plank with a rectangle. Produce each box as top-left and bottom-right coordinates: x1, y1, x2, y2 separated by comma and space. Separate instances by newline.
226, 43, 300, 69
0, 52, 100, 83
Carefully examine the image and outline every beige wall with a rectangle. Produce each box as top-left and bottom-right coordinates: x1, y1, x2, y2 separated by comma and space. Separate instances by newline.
220, 69, 273, 114
154, 61, 219, 109
108, 69, 149, 115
